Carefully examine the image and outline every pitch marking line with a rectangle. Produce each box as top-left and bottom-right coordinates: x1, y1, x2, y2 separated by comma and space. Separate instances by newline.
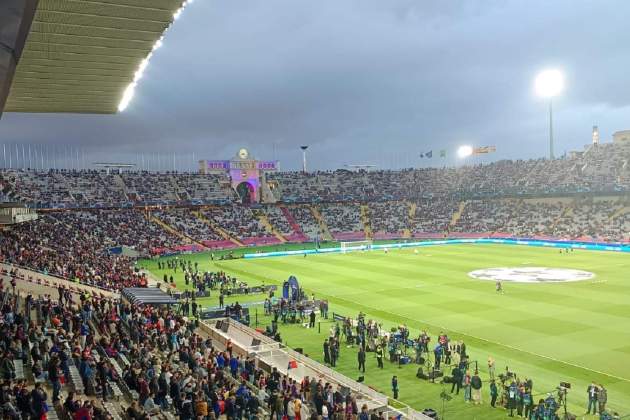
219, 264, 630, 384
333, 294, 630, 384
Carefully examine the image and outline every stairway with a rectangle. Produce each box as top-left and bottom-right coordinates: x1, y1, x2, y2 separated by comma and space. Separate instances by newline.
281, 206, 306, 238
111, 173, 130, 201
607, 205, 629, 222
310, 205, 333, 241
449, 200, 468, 229
550, 204, 572, 232
360, 204, 373, 240
256, 211, 287, 242
259, 173, 277, 203
403, 201, 415, 238
192, 210, 244, 247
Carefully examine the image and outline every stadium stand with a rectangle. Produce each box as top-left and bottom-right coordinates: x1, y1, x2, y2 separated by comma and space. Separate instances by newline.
319, 203, 365, 241
0, 144, 628, 288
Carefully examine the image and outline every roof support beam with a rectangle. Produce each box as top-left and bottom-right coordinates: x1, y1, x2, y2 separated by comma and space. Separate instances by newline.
0, 0, 39, 119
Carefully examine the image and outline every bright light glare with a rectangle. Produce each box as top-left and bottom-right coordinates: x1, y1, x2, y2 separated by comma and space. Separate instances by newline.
118, 82, 137, 112
535, 69, 564, 98
118, 0, 193, 112
458, 145, 473, 158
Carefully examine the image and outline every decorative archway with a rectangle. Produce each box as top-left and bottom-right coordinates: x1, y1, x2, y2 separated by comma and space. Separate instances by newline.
236, 182, 254, 204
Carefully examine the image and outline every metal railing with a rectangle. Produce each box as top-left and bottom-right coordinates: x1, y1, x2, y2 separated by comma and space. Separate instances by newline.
204, 318, 432, 419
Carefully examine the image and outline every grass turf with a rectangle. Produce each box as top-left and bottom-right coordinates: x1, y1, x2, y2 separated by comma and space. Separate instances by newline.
139, 243, 630, 419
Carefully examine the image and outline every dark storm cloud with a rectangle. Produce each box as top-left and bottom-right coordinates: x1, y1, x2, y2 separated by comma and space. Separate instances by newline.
1, 0, 629, 170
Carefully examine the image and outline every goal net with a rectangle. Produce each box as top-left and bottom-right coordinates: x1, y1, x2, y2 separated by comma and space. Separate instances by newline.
340, 240, 373, 253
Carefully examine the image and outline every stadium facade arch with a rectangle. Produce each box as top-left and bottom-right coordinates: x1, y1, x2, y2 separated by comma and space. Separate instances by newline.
198, 148, 279, 203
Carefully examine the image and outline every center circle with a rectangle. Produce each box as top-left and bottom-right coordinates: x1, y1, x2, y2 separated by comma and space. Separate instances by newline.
468, 267, 595, 283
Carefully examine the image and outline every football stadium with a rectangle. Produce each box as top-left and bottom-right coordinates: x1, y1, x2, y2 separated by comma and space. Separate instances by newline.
0, 1, 629, 420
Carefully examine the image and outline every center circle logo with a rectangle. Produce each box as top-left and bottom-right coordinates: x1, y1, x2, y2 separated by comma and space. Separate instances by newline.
468, 267, 595, 283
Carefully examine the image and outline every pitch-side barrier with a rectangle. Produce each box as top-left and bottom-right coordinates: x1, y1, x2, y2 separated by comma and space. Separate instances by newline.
200, 318, 433, 419
243, 237, 630, 259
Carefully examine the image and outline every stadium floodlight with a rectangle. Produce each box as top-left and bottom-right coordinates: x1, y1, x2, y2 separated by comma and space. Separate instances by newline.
535, 69, 564, 98
535, 69, 564, 159
457, 145, 473, 159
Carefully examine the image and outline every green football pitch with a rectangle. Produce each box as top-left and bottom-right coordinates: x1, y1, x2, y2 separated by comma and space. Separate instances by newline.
140, 244, 630, 419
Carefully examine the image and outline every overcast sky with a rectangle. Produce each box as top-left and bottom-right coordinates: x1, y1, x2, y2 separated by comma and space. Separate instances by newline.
1, 0, 629, 171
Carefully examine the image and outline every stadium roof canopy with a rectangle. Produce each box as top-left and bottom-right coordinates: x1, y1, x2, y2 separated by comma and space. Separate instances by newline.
1, 0, 188, 115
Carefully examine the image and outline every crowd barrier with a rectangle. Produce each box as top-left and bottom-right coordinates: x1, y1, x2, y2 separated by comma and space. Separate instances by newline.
199, 319, 429, 417
243, 237, 630, 259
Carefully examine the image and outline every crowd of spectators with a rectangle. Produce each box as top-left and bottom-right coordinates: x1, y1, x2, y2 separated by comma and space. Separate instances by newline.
1, 142, 629, 209
319, 204, 364, 234
0, 214, 148, 290
450, 198, 630, 242
0, 267, 389, 420
261, 206, 293, 236
154, 208, 224, 242
0, 170, 236, 207
411, 198, 460, 234
269, 142, 630, 202
369, 202, 408, 236
0, 197, 627, 292
287, 206, 321, 239
202, 206, 271, 239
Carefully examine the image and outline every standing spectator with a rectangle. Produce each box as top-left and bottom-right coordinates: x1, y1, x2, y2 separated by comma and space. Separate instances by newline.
323, 340, 330, 364
48, 356, 61, 402
357, 348, 366, 373
30, 383, 48, 419
587, 381, 599, 415
522, 387, 533, 419
391, 376, 399, 400
309, 310, 316, 329
487, 356, 495, 381
489, 380, 498, 408
462, 370, 471, 402
598, 384, 608, 414
470, 371, 482, 405
433, 344, 442, 370
375, 344, 384, 369
507, 381, 518, 417
450, 365, 462, 395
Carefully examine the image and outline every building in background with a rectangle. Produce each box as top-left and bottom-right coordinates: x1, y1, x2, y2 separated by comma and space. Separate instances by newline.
198, 148, 278, 204
613, 130, 630, 144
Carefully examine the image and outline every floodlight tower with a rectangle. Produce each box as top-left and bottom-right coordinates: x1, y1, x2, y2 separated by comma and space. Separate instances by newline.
300, 145, 309, 173
592, 125, 600, 145
535, 69, 564, 159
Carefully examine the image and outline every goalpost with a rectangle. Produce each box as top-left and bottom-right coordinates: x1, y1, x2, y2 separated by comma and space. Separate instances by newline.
340, 240, 373, 253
